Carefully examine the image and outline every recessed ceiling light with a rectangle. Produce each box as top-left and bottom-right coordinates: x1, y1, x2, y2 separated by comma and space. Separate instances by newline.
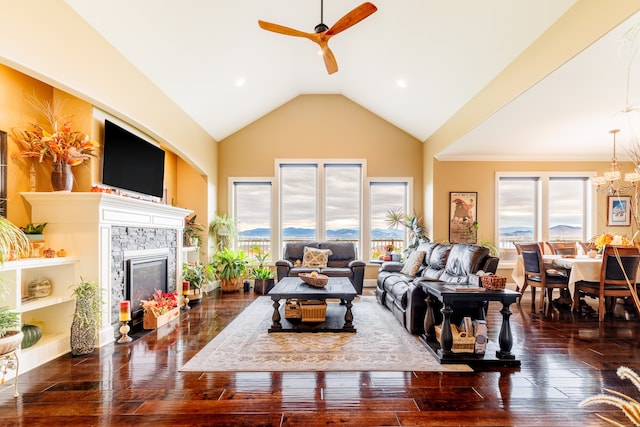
235, 78, 246, 87
396, 79, 407, 88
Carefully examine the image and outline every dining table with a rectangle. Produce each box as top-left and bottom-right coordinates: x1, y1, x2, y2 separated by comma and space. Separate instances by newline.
511, 254, 602, 298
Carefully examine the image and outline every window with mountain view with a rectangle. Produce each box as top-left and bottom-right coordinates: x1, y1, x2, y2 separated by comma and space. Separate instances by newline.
497, 173, 591, 262
325, 164, 361, 242
370, 181, 408, 258
232, 181, 272, 261
280, 164, 318, 240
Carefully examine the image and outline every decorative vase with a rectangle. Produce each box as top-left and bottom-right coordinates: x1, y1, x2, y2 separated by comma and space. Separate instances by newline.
51, 163, 73, 192
21, 324, 42, 349
70, 296, 96, 356
28, 277, 52, 298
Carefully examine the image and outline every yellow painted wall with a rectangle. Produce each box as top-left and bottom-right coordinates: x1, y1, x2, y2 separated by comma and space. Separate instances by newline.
2, 64, 204, 234
218, 95, 423, 215
432, 159, 621, 244
2, 65, 54, 226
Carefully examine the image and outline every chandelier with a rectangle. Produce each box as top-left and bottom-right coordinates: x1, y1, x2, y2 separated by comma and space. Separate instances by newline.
593, 129, 640, 195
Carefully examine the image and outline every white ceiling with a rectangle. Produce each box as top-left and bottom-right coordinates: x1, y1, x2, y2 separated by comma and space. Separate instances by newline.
62, 1, 640, 161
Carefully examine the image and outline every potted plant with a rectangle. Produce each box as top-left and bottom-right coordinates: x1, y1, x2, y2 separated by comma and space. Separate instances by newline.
211, 249, 248, 292
386, 209, 430, 255
183, 214, 204, 248
0, 216, 30, 264
0, 307, 22, 356
181, 261, 213, 301
252, 267, 275, 295
208, 214, 237, 252
20, 222, 47, 258
69, 278, 102, 356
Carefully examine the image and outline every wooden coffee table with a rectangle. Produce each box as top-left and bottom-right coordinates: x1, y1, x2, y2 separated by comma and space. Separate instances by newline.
268, 276, 357, 333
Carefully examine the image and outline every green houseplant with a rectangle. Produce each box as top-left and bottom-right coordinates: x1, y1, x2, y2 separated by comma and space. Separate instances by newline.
0, 306, 23, 356
183, 214, 204, 248
0, 217, 30, 264
208, 214, 237, 252
211, 250, 248, 292
69, 278, 102, 356
385, 209, 430, 255
251, 267, 275, 295
182, 261, 213, 300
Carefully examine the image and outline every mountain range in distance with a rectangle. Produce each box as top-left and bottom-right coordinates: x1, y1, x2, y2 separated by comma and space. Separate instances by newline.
240, 224, 582, 240
240, 227, 403, 239
499, 224, 582, 239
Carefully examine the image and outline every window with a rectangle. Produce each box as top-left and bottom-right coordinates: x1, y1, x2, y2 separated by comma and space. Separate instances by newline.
278, 161, 363, 253
231, 161, 412, 263
497, 173, 593, 262
325, 164, 361, 242
280, 164, 318, 240
369, 181, 408, 258
232, 181, 272, 262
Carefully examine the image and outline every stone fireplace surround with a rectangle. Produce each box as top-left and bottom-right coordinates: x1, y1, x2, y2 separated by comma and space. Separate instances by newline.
21, 192, 191, 346
112, 227, 177, 333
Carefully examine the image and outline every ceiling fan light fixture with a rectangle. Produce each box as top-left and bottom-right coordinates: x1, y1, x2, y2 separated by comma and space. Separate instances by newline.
258, 2, 378, 74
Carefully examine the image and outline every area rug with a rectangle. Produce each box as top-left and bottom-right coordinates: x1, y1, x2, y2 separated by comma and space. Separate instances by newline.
180, 296, 472, 372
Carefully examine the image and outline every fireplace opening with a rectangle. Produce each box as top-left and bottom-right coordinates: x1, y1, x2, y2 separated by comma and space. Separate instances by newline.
126, 254, 169, 329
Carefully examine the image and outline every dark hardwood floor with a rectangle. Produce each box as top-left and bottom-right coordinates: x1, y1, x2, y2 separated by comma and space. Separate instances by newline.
1, 286, 639, 426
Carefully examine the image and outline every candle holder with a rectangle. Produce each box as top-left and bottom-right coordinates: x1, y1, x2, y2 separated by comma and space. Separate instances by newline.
182, 280, 191, 311
117, 321, 132, 343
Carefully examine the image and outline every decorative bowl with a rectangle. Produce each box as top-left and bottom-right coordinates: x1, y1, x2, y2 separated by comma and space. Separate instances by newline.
298, 273, 329, 288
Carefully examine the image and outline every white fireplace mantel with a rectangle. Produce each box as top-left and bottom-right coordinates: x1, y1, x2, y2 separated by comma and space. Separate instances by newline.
21, 192, 192, 347
21, 192, 191, 229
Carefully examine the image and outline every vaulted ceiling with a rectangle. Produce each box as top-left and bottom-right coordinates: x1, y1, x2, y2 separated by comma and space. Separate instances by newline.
63, 1, 640, 161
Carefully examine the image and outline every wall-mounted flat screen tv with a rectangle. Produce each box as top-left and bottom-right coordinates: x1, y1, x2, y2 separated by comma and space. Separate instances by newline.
102, 119, 165, 198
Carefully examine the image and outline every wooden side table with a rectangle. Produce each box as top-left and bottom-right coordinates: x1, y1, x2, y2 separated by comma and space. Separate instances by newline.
419, 281, 521, 367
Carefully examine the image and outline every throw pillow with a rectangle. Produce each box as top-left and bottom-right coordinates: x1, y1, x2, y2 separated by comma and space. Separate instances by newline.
302, 246, 332, 268
400, 251, 426, 277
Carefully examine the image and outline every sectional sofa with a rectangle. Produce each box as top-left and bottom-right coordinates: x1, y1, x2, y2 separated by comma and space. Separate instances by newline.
376, 242, 499, 334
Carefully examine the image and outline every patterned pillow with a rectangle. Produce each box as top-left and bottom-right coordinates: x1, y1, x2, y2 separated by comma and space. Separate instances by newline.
302, 246, 333, 268
400, 251, 426, 277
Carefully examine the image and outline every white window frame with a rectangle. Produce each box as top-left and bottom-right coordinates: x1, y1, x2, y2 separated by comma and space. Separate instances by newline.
275, 159, 366, 257
229, 177, 275, 259
495, 171, 596, 267
367, 178, 413, 259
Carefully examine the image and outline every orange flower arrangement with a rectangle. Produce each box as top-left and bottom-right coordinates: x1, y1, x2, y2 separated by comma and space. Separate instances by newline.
592, 232, 632, 252
10, 98, 98, 167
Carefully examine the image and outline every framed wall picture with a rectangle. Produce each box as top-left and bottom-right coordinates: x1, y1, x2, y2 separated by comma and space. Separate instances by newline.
449, 192, 478, 243
607, 195, 631, 226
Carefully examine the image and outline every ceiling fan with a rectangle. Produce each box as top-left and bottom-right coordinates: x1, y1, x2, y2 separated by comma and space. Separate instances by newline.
258, 1, 377, 75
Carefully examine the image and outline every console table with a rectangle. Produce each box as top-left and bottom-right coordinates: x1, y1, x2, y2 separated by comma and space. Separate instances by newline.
419, 281, 521, 367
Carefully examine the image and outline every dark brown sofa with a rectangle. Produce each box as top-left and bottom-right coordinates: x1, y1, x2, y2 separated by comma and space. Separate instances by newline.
275, 241, 366, 294
376, 242, 499, 334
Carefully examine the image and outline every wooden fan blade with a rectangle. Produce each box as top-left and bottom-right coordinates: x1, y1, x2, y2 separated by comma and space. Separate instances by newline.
325, 2, 377, 36
258, 20, 315, 40
321, 46, 338, 75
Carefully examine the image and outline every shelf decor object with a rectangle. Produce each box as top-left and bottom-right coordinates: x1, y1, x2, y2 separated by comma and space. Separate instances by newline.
117, 301, 132, 344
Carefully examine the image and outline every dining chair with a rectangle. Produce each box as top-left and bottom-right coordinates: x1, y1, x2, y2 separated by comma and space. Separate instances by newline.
518, 242, 570, 312
546, 242, 578, 256
572, 245, 640, 321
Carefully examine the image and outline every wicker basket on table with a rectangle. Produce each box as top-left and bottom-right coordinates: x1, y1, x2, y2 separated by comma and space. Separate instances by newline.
435, 324, 476, 353
298, 273, 329, 288
480, 275, 507, 291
